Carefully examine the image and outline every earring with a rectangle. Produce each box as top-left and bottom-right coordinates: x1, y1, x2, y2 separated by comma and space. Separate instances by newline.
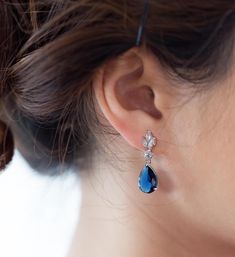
138, 130, 158, 193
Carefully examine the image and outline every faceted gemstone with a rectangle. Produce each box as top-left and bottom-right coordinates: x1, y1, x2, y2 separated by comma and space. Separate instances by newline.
138, 165, 158, 193
148, 137, 156, 149
146, 130, 153, 142
142, 131, 157, 150
144, 150, 153, 160
142, 137, 148, 148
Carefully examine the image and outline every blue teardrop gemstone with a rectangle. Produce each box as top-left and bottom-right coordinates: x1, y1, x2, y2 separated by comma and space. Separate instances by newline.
138, 165, 158, 193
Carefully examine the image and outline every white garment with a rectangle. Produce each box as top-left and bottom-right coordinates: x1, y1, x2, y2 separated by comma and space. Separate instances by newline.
0, 150, 81, 257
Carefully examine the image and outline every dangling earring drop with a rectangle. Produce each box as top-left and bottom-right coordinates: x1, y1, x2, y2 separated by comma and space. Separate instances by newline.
138, 130, 158, 193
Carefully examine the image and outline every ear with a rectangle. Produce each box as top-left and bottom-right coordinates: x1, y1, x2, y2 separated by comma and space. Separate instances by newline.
93, 46, 171, 151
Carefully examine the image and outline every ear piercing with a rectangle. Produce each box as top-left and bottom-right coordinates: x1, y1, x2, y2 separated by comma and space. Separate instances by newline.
138, 130, 158, 193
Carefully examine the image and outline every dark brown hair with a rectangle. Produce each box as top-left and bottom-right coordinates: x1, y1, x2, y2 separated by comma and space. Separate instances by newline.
0, 0, 235, 173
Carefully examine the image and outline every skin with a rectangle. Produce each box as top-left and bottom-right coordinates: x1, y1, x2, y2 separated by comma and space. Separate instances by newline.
68, 46, 235, 257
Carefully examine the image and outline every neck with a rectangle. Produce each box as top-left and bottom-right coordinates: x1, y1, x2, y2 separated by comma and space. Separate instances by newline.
68, 147, 235, 257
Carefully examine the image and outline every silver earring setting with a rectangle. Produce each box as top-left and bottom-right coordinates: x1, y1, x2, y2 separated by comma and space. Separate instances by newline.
138, 130, 158, 193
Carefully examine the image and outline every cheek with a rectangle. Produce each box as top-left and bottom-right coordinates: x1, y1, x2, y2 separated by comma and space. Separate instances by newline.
170, 93, 235, 240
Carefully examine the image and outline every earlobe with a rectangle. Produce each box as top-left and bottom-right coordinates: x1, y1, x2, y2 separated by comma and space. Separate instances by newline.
93, 47, 163, 150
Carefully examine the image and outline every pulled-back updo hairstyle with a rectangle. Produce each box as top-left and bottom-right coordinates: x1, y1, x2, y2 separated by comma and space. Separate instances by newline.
0, 0, 235, 174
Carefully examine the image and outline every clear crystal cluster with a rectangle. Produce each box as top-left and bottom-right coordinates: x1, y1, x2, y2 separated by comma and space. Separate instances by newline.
142, 131, 157, 164
142, 130, 157, 150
